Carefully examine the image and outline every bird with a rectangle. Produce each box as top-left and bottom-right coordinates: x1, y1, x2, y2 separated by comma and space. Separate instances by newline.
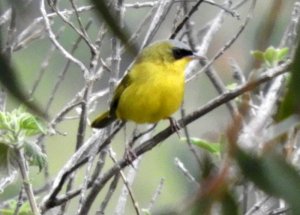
91, 40, 196, 129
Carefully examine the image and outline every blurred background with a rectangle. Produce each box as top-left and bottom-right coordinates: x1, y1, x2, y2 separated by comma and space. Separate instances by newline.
0, 0, 295, 214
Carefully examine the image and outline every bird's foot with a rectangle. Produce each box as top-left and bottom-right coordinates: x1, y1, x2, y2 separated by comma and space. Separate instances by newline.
124, 147, 137, 166
168, 117, 181, 137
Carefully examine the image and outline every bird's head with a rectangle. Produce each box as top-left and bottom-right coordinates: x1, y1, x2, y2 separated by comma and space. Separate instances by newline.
137, 40, 198, 67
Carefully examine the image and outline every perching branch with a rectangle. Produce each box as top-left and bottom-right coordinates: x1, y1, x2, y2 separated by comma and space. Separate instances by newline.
40, 59, 291, 212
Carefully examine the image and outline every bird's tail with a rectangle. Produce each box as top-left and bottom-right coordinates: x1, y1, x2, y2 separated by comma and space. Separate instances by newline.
91, 111, 116, 128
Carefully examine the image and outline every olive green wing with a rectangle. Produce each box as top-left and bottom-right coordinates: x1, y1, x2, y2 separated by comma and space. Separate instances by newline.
91, 74, 132, 128
91, 73, 133, 128
109, 73, 133, 115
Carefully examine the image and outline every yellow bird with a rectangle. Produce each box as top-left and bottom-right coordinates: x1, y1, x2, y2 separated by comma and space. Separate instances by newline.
91, 40, 196, 128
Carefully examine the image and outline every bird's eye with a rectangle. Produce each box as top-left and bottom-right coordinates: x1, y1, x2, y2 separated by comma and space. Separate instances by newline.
172, 48, 194, 60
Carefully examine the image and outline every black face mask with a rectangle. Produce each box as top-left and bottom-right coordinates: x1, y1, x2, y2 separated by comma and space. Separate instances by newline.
172, 48, 194, 60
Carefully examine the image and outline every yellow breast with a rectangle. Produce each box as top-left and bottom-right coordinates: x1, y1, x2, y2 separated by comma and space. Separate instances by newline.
116, 59, 188, 123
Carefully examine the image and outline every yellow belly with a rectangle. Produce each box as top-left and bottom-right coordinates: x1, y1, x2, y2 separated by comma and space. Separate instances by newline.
116, 65, 184, 123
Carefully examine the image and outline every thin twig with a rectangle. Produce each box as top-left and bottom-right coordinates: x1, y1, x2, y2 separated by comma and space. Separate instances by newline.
239, 0, 300, 151
119, 4, 158, 54
141, 0, 174, 48
146, 178, 165, 212
70, 0, 90, 39
40, 123, 125, 212
97, 174, 121, 215
49, 4, 95, 54
186, 0, 257, 82
45, 20, 93, 113
30, 25, 65, 97
0, 8, 11, 26
170, 0, 205, 39
40, 0, 89, 78
60, 87, 91, 214
13, 187, 24, 215
180, 106, 202, 167
76, 133, 108, 215
130, 124, 157, 143
174, 157, 200, 187
109, 148, 141, 215
268, 207, 290, 215
15, 149, 40, 215
114, 126, 154, 215
190, 0, 239, 117
245, 196, 270, 215
4, 3, 16, 59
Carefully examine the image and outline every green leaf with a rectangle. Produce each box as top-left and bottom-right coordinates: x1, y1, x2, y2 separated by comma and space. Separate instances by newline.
0, 111, 11, 130
19, 112, 46, 136
264, 46, 276, 65
0, 200, 33, 215
141, 208, 151, 215
276, 39, 300, 121
0, 142, 17, 191
277, 47, 289, 61
221, 191, 239, 215
251, 50, 264, 61
182, 137, 221, 154
226, 83, 238, 91
24, 141, 47, 171
0, 142, 11, 177
252, 47, 289, 67
0, 108, 46, 137
236, 149, 300, 214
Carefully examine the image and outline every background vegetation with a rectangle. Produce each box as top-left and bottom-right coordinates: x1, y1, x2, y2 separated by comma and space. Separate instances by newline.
0, 0, 300, 214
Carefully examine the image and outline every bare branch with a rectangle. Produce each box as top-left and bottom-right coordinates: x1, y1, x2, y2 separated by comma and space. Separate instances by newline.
40, 0, 89, 78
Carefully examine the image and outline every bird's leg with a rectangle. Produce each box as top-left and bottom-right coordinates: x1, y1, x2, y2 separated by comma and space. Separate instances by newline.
123, 126, 137, 165
124, 147, 137, 166
168, 117, 181, 137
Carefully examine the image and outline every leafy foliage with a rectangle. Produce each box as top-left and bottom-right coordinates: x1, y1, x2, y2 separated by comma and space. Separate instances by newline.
251, 46, 289, 68
236, 148, 300, 214
276, 40, 300, 121
0, 143, 17, 192
0, 108, 47, 189
221, 191, 240, 215
0, 200, 33, 215
24, 141, 47, 172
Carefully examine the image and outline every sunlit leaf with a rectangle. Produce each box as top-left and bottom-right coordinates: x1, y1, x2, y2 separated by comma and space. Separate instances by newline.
251, 50, 264, 61
19, 112, 46, 136
182, 137, 221, 154
0, 108, 46, 137
236, 149, 300, 213
226, 83, 238, 91
251, 47, 289, 67
141, 209, 151, 215
264, 46, 276, 65
277, 47, 289, 61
